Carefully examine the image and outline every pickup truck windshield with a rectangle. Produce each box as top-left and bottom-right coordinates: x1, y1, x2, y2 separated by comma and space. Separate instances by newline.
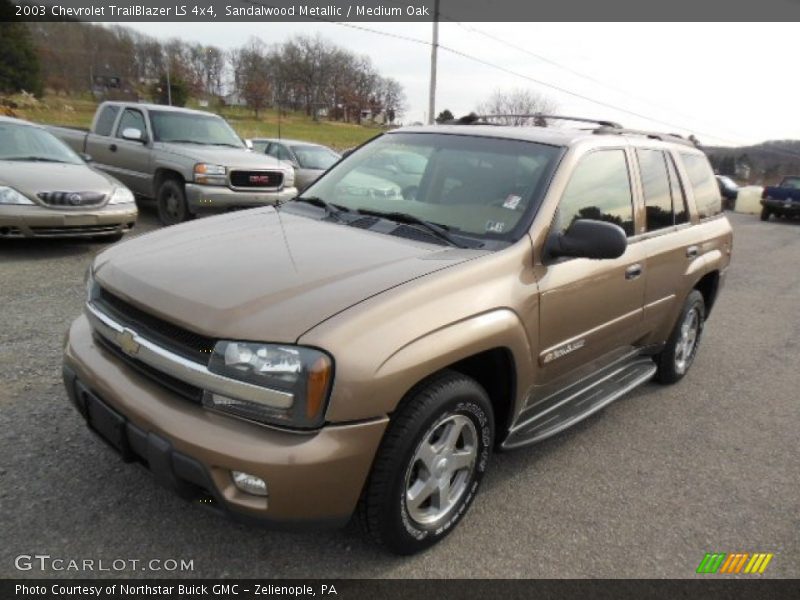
0, 122, 83, 165
150, 111, 244, 148
779, 176, 800, 189
300, 132, 561, 241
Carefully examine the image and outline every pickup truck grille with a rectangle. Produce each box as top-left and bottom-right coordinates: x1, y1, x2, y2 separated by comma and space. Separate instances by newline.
93, 286, 216, 365
37, 191, 106, 207
229, 170, 284, 189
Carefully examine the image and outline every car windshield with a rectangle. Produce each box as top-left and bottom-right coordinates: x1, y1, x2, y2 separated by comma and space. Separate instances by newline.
150, 111, 244, 147
299, 132, 562, 241
291, 145, 340, 170
0, 122, 84, 164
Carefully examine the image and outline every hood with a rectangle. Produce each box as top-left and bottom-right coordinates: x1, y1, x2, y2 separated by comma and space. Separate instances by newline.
0, 161, 118, 199
94, 208, 483, 343
155, 143, 292, 172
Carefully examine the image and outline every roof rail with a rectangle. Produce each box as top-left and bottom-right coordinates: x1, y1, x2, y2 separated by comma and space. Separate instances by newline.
593, 126, 700, 148
447, 113, 623, 128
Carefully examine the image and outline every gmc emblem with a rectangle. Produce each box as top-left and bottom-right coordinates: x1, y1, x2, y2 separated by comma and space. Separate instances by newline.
249, 175, 270, 185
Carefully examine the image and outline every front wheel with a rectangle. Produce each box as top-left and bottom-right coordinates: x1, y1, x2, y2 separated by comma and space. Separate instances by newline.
655, 290, 705, 384
357, 371, 494, 555
157, 178, 193, 226
760, 207, 771, 221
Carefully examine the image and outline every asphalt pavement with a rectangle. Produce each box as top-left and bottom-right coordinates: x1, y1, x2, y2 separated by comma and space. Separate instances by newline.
1, 208, 797, 578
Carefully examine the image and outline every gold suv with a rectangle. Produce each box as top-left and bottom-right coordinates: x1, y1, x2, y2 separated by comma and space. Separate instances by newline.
63, 116, 732, 554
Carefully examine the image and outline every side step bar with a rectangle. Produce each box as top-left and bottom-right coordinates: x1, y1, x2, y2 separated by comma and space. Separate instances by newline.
502, 357, 657, 450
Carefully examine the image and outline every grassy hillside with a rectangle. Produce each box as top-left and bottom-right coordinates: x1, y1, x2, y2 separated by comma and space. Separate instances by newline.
5, 94, 383, 151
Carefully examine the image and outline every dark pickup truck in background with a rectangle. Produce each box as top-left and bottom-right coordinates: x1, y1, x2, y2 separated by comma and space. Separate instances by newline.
49, 102, 296, 225
761, 175, 800, 221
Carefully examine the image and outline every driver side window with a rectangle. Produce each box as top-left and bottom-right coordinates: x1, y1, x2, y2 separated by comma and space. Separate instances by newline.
558, 149, 635, 236
116, 109, 146, 139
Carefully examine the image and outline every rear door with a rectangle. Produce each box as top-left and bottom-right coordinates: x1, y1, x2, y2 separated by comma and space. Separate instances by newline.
536, 148, 647, 385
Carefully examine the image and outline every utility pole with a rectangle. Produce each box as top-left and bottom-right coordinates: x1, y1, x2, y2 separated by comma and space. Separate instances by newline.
165, 58, 172, 106
427, 0, 440, 125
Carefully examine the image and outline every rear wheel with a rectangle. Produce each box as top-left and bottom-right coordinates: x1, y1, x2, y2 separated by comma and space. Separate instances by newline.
357, 371, 494, 555
760, 207, 771, 221
656, 290, 705, 384
157, 178, 193, 226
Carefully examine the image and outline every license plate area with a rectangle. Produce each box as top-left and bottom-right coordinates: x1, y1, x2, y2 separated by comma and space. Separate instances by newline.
83, 388, 134, 461
63, 215, 98, 226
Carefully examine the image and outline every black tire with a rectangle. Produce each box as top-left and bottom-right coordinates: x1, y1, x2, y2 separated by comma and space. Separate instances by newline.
357, 370, 494, 555
760, 207, 770, 222
157, 178, 193, 226
655, 290, 705, 385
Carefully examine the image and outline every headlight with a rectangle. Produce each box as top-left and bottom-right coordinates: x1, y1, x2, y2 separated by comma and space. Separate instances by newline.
0, 186, 34, 205
108, 187, 135, 204
205, 341, 333, 428
194, 163, 227, 185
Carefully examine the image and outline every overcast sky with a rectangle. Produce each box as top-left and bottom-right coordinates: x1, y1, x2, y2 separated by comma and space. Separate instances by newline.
127, 22, 793, 146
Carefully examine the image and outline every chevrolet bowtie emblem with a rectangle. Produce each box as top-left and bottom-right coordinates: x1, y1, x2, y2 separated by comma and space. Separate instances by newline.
117, 328, 140, 356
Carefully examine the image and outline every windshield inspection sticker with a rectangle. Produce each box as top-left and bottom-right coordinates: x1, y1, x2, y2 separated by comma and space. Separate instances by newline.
503, 194, 522, 210
486, 220, 506, 233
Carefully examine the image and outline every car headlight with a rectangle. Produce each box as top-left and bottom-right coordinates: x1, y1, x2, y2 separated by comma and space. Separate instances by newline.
205, 341, 333, 428
0, 186, 34, 205
194, 163, 227, 185
108, 187, 135, 205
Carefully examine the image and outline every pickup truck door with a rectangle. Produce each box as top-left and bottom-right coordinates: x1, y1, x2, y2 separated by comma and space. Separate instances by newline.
93, 107, 152, 196
84, 104, 121, 173
536, 148, 646, 385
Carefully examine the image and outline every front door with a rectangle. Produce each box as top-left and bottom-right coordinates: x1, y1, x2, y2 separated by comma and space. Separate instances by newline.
536, 148, 646, 386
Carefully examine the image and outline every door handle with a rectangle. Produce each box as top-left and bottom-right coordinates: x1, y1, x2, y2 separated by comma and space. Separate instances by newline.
109, 144, 117, 153
625, 264, 643, 280
686, 245, 699, 258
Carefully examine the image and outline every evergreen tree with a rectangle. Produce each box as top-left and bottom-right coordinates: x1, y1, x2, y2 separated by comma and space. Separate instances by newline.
435, 109, 454, 124
0, 5, 44, 97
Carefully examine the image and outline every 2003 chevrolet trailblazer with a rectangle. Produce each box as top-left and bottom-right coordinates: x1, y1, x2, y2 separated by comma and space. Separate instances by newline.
63, 116, 732, 554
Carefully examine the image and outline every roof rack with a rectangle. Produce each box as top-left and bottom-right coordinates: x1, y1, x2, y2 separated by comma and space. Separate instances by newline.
447, 113, 623, 128
593, 125, 699, 148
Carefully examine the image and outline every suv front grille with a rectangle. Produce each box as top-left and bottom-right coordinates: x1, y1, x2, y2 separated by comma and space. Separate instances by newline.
94, 286, 216, 364
229, 170, 284, 189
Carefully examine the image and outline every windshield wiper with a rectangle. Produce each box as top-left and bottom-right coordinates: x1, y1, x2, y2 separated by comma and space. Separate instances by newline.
2, 156, 70, 163
290, 196, 351, 222
210, 142, 242, 148
162, 139, 204, 145
355, 209, 466, 248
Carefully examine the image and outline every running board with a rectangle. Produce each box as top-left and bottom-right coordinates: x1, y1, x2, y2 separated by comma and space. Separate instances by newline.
502, 357, 657, 450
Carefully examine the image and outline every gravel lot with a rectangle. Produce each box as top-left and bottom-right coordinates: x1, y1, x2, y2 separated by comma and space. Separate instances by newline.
1, 209, 797, 578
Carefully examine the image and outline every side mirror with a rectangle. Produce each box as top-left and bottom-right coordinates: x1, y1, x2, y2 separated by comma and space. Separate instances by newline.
79, 153, 93, 163
548, 219, 627, 260
244, 139, 254, 150
121, 128, 146, 143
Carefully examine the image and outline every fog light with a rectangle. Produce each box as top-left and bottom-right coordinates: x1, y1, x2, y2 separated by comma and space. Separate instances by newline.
231, 471, 268, 497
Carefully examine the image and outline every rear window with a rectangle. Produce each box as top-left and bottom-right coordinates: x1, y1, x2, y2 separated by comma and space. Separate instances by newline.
94, 105, 120, 137
681, 153, 721, 219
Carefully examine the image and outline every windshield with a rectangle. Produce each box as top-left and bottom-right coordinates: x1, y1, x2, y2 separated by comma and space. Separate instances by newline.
291, 145, 340, 170
150, 111, 244, 147
0, 122, 84, 164
299, 132, 562, 241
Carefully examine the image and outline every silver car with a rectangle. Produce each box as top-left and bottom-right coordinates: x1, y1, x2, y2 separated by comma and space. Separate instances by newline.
0, 116, 137, 241
251, 138, 340, 190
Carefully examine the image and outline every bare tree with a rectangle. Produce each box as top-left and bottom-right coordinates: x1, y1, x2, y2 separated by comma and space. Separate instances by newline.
476, 88, 558, 126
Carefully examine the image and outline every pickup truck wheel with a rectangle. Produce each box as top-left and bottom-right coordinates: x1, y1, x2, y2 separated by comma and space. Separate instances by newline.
760, 207, 771, 221
357, 370, 494, 555
656, 290, 705, 384
157, 179, 193, 226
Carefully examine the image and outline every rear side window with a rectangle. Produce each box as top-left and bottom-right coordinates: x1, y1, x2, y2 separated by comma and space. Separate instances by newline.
681, 153, 721, 219
94, 105, 119, 137
558, 149, 635, 236
637, 149, 674, 231
666, 154, 689, 224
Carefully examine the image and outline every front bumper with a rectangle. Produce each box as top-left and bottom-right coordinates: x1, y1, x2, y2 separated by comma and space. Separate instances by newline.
185, 184, 297, 213
0, 204, 137, 238
761, 198, 800, 215
63, 314, 387, 528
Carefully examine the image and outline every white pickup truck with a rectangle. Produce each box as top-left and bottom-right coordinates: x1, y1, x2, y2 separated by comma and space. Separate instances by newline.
50, 102, 296, 225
